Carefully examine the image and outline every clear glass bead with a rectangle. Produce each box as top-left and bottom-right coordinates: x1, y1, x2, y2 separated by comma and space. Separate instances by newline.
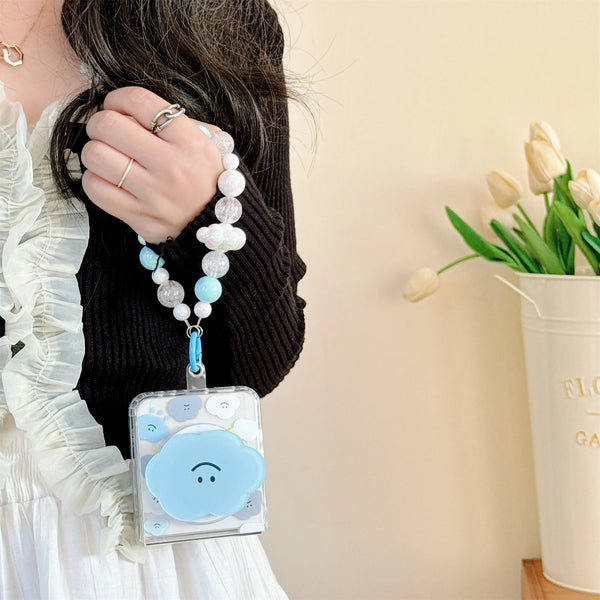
194, 301, 212, 318
215, 197, 242, 224
138, 235, 146, 245
218, 169, 245, 197
173, 303, 191, 321
202, 250, 230, 278
212, 131, 234, 155
222, 153, 240, 170
151, 267, 169, 285
157, 280, 185, 308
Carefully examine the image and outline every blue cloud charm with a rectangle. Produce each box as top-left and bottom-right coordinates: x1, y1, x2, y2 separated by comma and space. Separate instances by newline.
234, 490, 262, 521
138, 414, 169, 442
144, 517, 169, 536
145, 430, 266, 521
167, 395, 203, 422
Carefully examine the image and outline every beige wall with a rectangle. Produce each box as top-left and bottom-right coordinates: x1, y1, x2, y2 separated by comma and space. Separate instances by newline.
261, 1, 600, 598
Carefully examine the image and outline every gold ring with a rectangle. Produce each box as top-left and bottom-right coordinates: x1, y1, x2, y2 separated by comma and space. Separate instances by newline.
117, 157, 134, 188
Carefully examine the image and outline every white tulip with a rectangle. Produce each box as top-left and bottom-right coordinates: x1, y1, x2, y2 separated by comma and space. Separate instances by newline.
524, 140, 567, 184
568, 169, 600, 210
485, 169, 522, 208
529, 121, 561, 151
587, 200, 600, 226
480, 201, 516, 240
527, 167, 553, 195
403, 267, 440, 302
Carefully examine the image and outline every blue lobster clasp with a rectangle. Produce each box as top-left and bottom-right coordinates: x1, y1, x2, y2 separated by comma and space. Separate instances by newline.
188, 329, 202, 373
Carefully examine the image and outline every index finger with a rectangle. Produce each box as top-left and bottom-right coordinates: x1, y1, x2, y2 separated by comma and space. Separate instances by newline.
102, 86, 189, 142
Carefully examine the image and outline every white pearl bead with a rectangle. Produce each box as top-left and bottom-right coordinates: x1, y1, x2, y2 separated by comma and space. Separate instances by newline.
222, 153, 240, 170
194, 301, 212, 318
137, 235, 146, 246
173, 303, 191, 321
151, 267, 170, 285
218, 169, 245, 197
215, 196, 242, 224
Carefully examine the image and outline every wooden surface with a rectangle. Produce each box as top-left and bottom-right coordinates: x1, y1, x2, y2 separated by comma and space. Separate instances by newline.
522, 560, 600, 599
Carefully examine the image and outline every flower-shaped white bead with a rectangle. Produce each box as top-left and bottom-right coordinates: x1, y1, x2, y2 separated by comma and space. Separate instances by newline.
197, 223, 225, 250
230, 228, 246, 251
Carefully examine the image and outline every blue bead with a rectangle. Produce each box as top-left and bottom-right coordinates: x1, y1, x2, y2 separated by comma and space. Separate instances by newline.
194, 276, 222, 303
139, 247, 165, 270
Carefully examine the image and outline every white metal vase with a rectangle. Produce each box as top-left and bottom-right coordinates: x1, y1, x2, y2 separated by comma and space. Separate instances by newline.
503, 273, 600, 593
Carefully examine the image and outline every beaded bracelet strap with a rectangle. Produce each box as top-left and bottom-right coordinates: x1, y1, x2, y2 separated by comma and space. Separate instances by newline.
137, 130, 246, 373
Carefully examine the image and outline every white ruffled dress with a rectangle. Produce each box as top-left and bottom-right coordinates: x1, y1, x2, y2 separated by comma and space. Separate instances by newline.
0, 82, 287, 600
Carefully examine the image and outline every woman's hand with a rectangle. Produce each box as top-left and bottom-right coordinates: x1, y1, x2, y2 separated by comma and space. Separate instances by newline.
80, 86, 223, 243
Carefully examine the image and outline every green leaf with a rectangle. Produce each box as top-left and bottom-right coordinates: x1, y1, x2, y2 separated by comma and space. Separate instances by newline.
542, 205, 561, 256
513, 228, 526, 243
553, 178, 573, 208
513, 214, 566, 274
582, 231, 600, 256
490, 220, 541, 273
445, 207, 521, 269
566, 241, 576, 274
553, 164, 579, 214
553, 201, 600, 274
544, 199, 579, 273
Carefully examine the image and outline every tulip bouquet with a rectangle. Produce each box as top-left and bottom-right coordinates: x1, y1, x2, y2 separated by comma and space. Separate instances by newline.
404, 121, 600, 302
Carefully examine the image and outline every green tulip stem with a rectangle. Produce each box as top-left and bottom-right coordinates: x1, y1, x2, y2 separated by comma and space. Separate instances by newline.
544, 193, 550, 213
437, 253, 479, 275
517, 203, 539, 236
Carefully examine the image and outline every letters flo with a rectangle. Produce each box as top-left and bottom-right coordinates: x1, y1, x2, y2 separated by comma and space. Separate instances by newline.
563, 376, 600, 447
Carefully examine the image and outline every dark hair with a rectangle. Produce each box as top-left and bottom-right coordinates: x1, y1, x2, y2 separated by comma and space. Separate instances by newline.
50, 0, 290, 203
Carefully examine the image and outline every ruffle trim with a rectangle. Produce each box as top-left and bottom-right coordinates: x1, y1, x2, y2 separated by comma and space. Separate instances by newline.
0, 82, 145, 561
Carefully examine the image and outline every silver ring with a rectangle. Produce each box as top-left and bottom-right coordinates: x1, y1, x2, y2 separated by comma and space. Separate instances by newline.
117, 157, 134, 188
151, 103, 186, 134
186, 324, 204, 338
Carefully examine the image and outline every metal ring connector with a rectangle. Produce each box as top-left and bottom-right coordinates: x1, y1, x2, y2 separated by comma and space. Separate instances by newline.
186, 324, 204, 339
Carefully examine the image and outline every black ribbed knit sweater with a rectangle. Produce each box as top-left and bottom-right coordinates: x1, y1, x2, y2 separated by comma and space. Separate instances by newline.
3, 10, 306, 457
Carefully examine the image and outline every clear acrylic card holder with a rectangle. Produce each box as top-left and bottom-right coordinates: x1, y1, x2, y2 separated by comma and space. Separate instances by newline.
129, 385, 267, 546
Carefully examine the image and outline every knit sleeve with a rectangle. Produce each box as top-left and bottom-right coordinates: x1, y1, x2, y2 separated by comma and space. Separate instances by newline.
148, 7, 306, 396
